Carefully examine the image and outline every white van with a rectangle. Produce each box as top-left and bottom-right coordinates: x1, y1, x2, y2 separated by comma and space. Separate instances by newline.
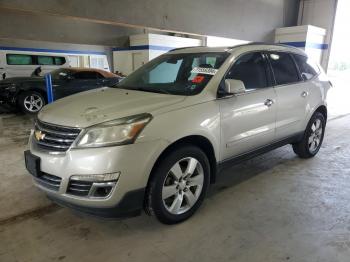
0, 50, 69, 79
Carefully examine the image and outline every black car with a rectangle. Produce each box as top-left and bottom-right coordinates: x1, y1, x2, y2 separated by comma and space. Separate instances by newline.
0, 68, 119, 114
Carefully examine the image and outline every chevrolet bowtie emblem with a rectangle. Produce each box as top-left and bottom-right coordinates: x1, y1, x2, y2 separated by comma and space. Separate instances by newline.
35, 130, 46, 141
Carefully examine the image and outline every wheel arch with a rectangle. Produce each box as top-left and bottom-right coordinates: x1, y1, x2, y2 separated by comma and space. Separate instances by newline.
314, 105, 327, 121
304, 104, 328, 130
147, 135, 218, 187
16, 88, 48, 104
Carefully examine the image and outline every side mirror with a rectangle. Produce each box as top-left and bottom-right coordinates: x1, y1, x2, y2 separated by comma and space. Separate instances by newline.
58, 72, 72, 81
224, 79, 246, 95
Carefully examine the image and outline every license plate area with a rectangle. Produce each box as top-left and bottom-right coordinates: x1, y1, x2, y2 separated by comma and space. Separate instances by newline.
24, 150, 41, 177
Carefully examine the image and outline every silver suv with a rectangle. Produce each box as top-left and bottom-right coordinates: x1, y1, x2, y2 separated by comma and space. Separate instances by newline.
24, 44, 331, 224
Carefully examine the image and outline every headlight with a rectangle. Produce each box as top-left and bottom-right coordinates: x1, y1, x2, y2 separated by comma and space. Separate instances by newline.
75, 113, 152, 148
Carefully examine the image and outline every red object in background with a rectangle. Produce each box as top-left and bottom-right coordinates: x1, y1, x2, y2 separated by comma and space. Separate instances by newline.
192, 75, 205, 84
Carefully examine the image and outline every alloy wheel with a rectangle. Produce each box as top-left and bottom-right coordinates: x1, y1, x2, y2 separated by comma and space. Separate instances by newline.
308, 119, 323, 153
162, 157, 204, 215
23, 94, 43, 113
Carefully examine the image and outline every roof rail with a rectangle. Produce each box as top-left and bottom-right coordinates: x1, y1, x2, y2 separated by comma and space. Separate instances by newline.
228, 42, 301, 51
168, 42, 301, 53
169, 46, 207, 52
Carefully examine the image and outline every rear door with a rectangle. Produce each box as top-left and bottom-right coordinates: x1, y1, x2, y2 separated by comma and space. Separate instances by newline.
266, 52, 308, 140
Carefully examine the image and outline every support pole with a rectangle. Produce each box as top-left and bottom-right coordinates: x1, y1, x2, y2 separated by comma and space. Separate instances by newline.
45, 74, 54, 103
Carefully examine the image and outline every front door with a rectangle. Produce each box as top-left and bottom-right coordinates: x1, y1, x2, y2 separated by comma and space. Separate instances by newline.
54, 71, 101, 99
220, 52, 277, 160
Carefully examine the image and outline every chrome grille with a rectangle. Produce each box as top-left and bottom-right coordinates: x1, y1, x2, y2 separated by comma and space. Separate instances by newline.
34, 173, 62, 191
34, 120, 81, 152
67, 180, 93, 197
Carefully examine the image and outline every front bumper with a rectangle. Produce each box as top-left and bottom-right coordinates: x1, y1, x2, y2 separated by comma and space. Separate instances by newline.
0, 88, 16, 105
48, 188, 145, 218
27, 133, 168, 217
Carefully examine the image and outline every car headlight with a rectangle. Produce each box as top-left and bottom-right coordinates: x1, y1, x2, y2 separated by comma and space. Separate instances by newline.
75, 113, 152, 148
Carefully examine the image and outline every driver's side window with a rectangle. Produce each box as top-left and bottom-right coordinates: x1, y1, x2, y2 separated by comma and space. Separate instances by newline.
226, 52, 269, 91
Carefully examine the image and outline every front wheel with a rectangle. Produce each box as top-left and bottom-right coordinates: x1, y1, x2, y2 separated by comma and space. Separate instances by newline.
145, 145, 210, 224
292, 112, 326, 158
18, 91, 46, 114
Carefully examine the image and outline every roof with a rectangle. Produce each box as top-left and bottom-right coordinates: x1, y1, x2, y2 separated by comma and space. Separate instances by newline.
169, 43, 306, 56
169, 46, 229, 54
64, 67, 117, 78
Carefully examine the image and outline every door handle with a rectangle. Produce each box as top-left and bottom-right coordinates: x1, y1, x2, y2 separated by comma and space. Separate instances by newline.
264, 99, 274, 107
301, 91, 309, 98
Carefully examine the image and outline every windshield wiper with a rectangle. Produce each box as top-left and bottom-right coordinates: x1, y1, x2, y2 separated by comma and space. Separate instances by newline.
109, 83, 120, 88
109, 85, 171, 95
135, 87, 172, 95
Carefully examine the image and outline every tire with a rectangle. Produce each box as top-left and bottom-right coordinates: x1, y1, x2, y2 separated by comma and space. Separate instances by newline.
145, 145, 210, 224
292, 112, 326, 158
18, 91, 46, 114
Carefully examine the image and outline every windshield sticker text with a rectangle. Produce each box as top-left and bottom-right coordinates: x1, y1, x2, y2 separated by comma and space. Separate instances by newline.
191, 67, 218, 75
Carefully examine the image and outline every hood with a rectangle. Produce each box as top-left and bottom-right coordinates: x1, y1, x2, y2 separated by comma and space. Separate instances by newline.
0, 77, 43, 85
38, 87, 186, 128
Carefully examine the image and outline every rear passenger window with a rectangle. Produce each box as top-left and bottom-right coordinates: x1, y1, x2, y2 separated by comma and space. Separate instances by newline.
54, 57, 66, 65
6, 54, 33, 65
268, 52, 300, 85
38, 56, 66, 65
38, 56, 54, 65
95, 72, 104, 79
293, 54, 320, 80
226, 52, 268, 91
73, 71, 99, 79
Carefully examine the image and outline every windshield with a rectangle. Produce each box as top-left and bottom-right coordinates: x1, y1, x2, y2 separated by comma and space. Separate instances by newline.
116, 52, 229, 95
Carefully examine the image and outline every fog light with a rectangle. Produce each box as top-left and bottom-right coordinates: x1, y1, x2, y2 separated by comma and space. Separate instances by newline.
93, 185, 113, 197
90, 182, 116, 198
68, 172, 120, 198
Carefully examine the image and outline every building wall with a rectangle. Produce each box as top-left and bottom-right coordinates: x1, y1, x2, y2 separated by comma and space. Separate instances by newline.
0, 0, 302, 74
298, 0, 338, 69
0, 8, 141, 69
0, 9, 142, 47
0, 0, 299, 42
113, 34, 203, 75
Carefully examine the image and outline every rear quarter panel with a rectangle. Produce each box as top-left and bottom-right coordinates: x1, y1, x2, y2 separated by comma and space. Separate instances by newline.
303, 72, 331, 129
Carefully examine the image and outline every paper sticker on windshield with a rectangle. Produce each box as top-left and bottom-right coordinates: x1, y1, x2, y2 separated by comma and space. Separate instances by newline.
192, 75, 205, 84
191, 67, 218, 75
